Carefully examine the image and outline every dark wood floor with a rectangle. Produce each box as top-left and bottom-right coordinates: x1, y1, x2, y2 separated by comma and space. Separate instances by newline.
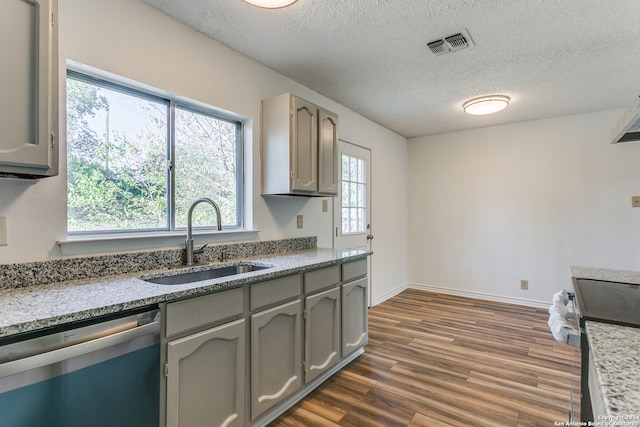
271, 289, 580, 427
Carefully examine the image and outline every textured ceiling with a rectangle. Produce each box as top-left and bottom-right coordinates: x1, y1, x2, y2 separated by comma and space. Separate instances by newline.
141, 0, 640, 138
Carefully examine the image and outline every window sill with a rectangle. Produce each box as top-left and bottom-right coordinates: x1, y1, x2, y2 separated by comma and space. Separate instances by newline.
57, 229, 260, 257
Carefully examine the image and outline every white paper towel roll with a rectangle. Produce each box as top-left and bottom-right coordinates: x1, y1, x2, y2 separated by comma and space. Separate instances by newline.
548, 290, 572, 342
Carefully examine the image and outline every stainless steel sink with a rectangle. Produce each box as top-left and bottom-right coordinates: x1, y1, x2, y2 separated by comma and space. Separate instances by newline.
144, 264, 271, 285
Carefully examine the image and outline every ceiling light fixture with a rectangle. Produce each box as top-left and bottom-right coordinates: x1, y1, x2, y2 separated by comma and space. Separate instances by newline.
242, 0, 298, 8
463, 95, 510, 115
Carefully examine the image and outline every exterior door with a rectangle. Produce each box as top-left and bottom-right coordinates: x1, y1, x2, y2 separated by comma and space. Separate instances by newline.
333, 140, 372, 305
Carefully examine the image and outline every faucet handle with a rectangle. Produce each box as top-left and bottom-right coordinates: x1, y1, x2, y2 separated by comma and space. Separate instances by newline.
194, 243, 208, 254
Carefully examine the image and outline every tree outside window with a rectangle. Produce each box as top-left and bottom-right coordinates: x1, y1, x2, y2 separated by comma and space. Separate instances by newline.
66, 70, 243, 234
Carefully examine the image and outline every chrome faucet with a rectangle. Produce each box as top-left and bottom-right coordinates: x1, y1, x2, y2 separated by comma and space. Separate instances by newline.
185, 198, 222, 265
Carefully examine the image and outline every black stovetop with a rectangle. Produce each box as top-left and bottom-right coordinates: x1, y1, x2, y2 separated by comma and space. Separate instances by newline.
572, 278, 640, 328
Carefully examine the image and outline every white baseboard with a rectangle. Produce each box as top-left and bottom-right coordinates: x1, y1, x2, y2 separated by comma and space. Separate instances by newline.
407, 282, 552, 309
371, 282, 407, 306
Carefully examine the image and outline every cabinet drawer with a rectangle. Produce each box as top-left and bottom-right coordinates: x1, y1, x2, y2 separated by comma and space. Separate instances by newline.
166, 287, 244, 338
251, 274, 301, 311
341, 259, 367, 282
304, 265, 339, 294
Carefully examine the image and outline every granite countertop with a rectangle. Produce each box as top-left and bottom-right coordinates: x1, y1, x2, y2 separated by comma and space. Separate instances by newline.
586, 321, 640, 420
0, 248, 369, 339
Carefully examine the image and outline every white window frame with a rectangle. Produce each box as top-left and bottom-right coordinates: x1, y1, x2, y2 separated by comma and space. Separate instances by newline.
65, 63, 245, 238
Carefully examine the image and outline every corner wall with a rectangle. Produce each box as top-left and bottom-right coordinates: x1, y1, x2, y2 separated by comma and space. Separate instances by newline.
0, 0, 408, 304
408, 110, 640, 306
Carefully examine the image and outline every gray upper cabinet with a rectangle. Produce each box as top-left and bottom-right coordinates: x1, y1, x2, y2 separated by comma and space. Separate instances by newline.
291, 97, 317, 193
0, 0, 58, 178
318, 108, 339, 195
262, 93, 338, 196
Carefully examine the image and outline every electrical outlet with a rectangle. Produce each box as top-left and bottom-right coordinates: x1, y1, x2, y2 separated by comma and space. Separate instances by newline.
632, 196, 640, 208
296, 214, 303, 229
322, 200, 328, 212
520, 280, 528, 290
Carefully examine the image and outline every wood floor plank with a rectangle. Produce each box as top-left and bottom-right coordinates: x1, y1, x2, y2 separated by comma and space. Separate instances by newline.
269, 290, 580, 426
408, 412, 456, 427
276, 405, 343, 427
372, 381, 519, 427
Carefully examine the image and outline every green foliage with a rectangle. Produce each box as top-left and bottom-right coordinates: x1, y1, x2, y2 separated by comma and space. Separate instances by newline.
174, 108, 238, 228
66, 76, 240, 233
66, 79, 107, 160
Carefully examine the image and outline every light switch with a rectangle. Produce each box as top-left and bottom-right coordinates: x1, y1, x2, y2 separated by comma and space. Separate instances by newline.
633, 196, 640, 208
0, 217, 6, 246
322, 200, 328, 212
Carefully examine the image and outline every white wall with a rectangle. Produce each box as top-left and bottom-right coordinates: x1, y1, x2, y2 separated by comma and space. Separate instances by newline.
408, 110, 640, 306
0, 0, 408, 303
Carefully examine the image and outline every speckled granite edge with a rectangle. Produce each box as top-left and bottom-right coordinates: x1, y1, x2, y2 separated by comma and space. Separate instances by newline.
0, 248, 371, 338
0, 237, 316, 290
571, 266, 640, 285
586, 321, 640, 418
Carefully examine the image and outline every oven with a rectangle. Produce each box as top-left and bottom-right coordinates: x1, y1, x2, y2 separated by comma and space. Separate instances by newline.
571, 275, 640, 423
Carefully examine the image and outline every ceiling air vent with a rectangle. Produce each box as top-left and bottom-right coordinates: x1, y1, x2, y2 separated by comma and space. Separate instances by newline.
427, 29, 474, 56
427, 39, 449, 56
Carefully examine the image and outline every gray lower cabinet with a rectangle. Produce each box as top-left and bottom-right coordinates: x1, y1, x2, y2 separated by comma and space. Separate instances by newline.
166, 318, 245, 427
161, 259, 369, 426
304, 287, 341, 383
251, 299, 302, 420
341, 278, 369, 357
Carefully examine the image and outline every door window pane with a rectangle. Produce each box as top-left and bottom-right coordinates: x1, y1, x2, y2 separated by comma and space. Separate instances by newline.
341, 153, 366, 235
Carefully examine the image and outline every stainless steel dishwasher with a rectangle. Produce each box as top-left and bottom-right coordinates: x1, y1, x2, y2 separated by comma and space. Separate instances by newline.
0, 308, 161, 427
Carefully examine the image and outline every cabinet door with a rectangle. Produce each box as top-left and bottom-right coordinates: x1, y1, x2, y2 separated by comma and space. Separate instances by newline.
251, 299, 302, 420
0, 0, 58, 177
305, 287, 340, 383
291, 97, 317, 193
166, 319, 245, 427
342, 278, 369, 357
318, 108, 339, 195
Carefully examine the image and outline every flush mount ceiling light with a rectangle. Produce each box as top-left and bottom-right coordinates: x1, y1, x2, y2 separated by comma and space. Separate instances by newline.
242, 0, 298, 8
463, 95, 510, 115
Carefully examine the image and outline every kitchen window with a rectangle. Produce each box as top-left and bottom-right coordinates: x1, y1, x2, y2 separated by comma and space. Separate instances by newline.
66, 68, 243, 235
